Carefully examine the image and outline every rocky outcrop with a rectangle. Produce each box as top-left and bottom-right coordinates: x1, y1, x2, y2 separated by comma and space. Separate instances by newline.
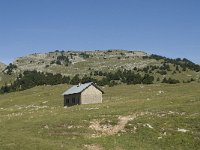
13, 51, 85, 73
10, 50, 149, 76
0, 61, 6, 71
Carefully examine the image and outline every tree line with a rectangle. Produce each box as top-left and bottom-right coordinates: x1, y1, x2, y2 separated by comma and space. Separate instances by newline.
0, 69, 155, 94
2, 60, 191, 94
0, 71, 70, 93
144, 54, 200, 72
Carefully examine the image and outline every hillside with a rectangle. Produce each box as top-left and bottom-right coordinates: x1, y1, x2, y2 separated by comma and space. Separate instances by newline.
0, 83, 200, 149
0, 61, 6, 71
0, 62, 16, 87
1, 49, 200, 94
12, 50, 150, 76
0, 50, 199, 90
1, 50, 200, 149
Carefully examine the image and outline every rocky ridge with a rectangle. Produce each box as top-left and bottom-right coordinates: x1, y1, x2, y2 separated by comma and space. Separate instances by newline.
12, 50, 150, 76
0, 62, 6, 71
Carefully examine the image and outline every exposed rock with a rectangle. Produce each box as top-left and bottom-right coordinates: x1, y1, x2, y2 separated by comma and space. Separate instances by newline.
178, 128, 189, 133
144, 123, 154, 129
89, 115, 134, 136
10, 50, 149, 76
84, 144, 103, 150
0, 61, 6, 71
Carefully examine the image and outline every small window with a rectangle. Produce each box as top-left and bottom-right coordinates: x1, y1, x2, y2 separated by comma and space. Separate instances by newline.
72, 97, 75, 103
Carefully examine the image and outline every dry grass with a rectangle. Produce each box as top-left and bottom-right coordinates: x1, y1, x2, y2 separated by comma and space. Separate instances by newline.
0, 83, 200, 149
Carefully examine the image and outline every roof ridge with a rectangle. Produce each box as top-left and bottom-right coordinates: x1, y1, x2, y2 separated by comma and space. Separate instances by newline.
62, 82, 94, 95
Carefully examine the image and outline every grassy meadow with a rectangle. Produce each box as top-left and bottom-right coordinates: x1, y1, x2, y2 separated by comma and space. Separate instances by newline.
0, 83, 200, 149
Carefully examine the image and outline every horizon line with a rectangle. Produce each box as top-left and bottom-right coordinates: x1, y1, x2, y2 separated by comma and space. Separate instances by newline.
0, 49, 199, 65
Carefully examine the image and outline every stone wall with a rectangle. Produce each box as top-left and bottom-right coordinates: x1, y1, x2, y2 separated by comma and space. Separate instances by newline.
81, 85, 102, 104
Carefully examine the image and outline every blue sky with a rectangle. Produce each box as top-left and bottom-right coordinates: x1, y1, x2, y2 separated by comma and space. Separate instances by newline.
0, 0, 200, 64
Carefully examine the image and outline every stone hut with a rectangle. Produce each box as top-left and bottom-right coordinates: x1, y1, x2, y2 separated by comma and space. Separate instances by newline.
62, 82, 104, 107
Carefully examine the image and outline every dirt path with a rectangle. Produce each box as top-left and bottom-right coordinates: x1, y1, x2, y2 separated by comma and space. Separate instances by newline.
108, 115, 135, 135
89, 115, 137, 136
89, 112, 152, 136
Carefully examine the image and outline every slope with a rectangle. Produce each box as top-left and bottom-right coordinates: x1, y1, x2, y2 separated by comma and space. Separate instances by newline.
1, 50, 199, 91
0, 61, 6, 71
12, 50, 151, 76
0, 83, 200, 149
